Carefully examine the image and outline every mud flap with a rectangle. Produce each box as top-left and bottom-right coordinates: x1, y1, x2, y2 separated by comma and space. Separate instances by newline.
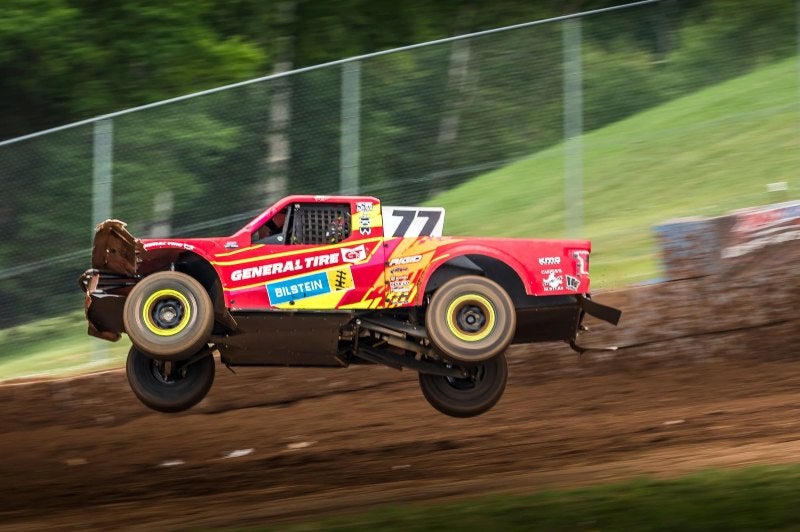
577, 294, 622, 326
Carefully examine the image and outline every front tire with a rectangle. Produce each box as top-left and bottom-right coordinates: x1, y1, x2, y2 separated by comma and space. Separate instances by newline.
426, 275, 516, 363
126, 345, 215, 413
123, 271, 214, 360
418, 353, 508, 418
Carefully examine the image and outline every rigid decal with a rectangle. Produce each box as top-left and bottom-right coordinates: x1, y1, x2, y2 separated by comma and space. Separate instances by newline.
388, 255, 422, 266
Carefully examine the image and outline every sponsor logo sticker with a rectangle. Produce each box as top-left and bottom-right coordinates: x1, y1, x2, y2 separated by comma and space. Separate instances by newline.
143, 241, 195, 251
388, 255, 422, 266
543, 272, 563, 291
566, 275, 580, 291
267, 271, 330, 304
266, 267, 353, 305
341, 244, 367, 263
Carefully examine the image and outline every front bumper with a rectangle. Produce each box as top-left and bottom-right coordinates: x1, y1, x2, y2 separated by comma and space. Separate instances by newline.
79, 269, 139, 341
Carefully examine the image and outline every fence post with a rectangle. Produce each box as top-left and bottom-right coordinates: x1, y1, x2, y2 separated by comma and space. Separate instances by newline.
92, 118, 113, 229
91, 117, 114, 363
563, 17, 583, 238
340, 60, 361, 195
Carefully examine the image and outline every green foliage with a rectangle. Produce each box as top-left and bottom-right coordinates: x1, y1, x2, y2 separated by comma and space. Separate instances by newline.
0, 1, 266, 138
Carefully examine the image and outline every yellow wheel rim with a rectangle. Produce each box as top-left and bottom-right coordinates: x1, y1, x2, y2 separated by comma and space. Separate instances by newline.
142, 289, 192, 337
445, 294, 496, 342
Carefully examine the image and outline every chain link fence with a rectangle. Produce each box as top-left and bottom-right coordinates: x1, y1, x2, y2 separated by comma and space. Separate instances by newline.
0, 0, 798, 369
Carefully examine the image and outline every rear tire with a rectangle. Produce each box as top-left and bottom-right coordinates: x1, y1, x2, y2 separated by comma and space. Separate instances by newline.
426, 275, 516, 363
126, 345, 215, 413
123, 271, 214, 360
418, 353, 508, 418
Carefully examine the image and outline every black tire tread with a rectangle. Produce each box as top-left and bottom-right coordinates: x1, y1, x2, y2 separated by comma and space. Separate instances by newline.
126, 346, 215, 413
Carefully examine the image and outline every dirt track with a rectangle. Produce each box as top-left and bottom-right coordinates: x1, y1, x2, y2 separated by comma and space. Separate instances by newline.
2, 300, 800, 531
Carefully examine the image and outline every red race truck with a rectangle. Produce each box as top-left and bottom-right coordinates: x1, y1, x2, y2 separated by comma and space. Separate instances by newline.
79, 195, 620, 417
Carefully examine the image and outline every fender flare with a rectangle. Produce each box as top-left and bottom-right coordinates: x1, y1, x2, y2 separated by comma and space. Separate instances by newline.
415, 244, 533, 305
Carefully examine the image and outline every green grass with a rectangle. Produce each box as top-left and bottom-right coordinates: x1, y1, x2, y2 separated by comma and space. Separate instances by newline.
260, 465, 800, 531
0, 311, 129, 381
430, 56, 800, 287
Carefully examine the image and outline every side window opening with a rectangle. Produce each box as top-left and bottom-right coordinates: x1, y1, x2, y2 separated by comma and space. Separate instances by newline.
252, 207, 292, 245
289, 203, 351, 245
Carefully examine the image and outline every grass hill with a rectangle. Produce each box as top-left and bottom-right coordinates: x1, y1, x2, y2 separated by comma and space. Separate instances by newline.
430, 56, 800, 287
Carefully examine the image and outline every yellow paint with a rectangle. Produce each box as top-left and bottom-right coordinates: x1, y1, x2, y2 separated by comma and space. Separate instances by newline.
142, 289, 191, 337
445, 294, 496, 342
274, 290, 347, 310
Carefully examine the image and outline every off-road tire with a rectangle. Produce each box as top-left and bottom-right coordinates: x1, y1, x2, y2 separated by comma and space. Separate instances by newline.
126, 345, 215, 413
123, 271, 214, 360
418, 353, 508, 418
426, 275, 516, 363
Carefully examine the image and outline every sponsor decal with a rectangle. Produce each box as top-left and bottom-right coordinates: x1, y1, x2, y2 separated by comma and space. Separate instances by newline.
538, 256, 561, 266
724, 202, 800, 258
565, 275, 580, 291
543, 272, 563, 291
314, 195, 329, 201
359, 212, 372, 236
332, 269, 350, 290
356, 201, 374, 212
386, 292, 411, 306
389, 281, 411, 292
388, 255, 423, 266
143, 241, 195, 251
224, 241, 239, 249
390, 266, 408, 274
266, 267, 353, 304
732, 203, 800, 233
230, 252, 340, 282
723, 228, 800, 259
389, 274, 411, 292
268, 271, 330, 304
340, 244, 367, 263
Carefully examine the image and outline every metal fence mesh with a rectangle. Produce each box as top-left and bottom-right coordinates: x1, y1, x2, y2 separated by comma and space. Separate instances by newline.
0, 1, 798, 370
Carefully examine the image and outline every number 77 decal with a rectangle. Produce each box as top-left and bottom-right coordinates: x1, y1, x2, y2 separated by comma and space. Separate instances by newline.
383, 207, 445, 237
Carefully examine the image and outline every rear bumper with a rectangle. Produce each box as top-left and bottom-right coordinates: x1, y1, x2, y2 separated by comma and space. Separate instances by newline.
512, 294, 621, 345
